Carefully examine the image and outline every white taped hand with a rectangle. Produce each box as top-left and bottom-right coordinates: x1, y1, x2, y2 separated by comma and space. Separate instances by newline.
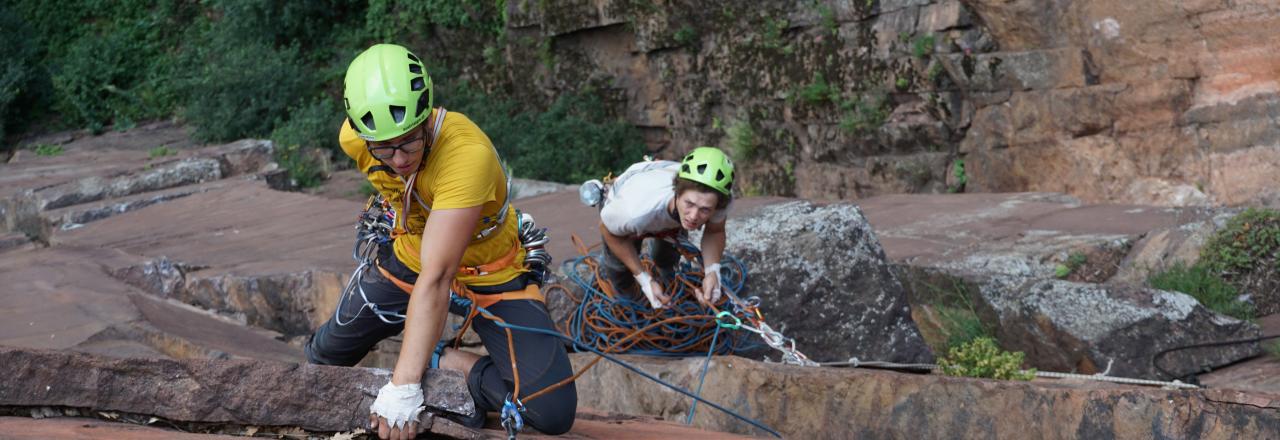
370, 381, 425, 430
704, 263, 724, 303
634, 271, 665, 309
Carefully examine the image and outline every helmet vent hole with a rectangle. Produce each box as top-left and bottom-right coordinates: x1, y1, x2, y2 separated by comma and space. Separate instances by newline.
697, 164, 708, 174
411, 77, 425, 91
407, 53, 420, 63
390, 105, 406, 123
416, 93, 429, 118
409, 64, 422, 74
715, 170, 725, 181
681, 164, 691, 173
361, 113, 376, 131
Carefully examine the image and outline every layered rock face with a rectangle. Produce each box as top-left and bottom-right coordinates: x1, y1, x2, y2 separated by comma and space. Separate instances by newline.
467, 1, 1280, 206
861, 193, 1261, 379
570, 352, 1280, 439
979, 278, 1259, 379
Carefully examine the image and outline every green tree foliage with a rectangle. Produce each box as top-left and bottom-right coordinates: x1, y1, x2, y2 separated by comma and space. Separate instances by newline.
0, 5, 43, 142
441, 83, 646, 183
5, 0, 644, 187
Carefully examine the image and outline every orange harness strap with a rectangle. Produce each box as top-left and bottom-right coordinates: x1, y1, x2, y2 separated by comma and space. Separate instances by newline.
456, 241, 522, 277
374, 242, 544, 307
375, 264, 543, 304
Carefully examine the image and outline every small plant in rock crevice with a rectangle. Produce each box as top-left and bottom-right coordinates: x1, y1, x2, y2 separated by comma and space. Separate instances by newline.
938, 337, 1035, 381
1149, 263, 1254, 321
724, 118, 757, 161
1054, 252, 1087, 279
673, 26, 697, 46
33, 143, 63, 156
838, 94, 889, 135
792, 72, 837, 105
948, 159, 967, 193
912, 34, 935, 58
148, 146, 174, 159
1148, 208, 1280, 319
922, 279, 993, 352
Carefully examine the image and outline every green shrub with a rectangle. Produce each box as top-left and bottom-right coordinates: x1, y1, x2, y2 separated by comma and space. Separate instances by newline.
673, 26, 697, 46
921, 279, 992, 352
724, 119, 757, 161
912, 34, 935, 58
761, 17, 789, 50
1149, 263, 1254, 321
794, 72, 836, 105
1054, 252, 1087, 279
938, 337, 1035, 381
1201, 208, 1280, 275
275, 144, 327, 189
440, 83, 646, 183
363, 0, 505, 41
1190, 208, 1280, 314
26, 1, 201, 134
817, 4, 837, 35
1266, 339, 1280, 360
0, 5, 43, 143
270, 96, 342, 155
948, 158, 967, 193
358, 180, 377, 197
148, 146, 175, 159
838, 94, 889, 135
32, 144, 63, 156
182, 41, 316, 143
936, 305, 990, 351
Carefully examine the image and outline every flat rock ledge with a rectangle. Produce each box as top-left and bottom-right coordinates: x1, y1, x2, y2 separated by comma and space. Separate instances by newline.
570, 353, 1280, 439
0, 347, 474, 436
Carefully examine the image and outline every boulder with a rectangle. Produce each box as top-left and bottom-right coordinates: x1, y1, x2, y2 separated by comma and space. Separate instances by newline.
977, 278, 1261, 379
724, 201, 934, 364
0, 347, 474, 434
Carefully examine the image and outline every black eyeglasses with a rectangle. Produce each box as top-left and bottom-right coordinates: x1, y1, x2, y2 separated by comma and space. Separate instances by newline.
368, 132, 425, 160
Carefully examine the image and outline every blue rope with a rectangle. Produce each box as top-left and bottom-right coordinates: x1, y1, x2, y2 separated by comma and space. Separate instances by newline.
454, 295, 782, 438
686, 323, 721, 425
560, 244, 762, 356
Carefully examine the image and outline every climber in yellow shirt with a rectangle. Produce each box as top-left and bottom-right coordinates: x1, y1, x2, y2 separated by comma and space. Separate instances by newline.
304, 44, 576, 439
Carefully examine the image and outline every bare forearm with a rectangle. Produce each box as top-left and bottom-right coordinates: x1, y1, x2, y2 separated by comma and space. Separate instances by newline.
391, 275, 452, 385
600, 223, 644, 275
700, 225, 727, 266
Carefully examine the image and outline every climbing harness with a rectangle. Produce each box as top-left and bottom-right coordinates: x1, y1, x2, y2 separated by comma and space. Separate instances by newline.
333, 106, 543, 326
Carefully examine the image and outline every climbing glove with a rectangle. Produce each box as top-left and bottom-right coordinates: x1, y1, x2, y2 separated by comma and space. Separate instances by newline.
633, 271, 666, 309
703, 263, 724, 304
370, 381, 426, 430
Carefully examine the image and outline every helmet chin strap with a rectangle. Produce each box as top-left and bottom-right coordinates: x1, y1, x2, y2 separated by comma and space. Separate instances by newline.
668, 196, 680, 223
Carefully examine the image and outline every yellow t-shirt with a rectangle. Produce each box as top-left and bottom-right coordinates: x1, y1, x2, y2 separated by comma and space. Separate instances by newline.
339, 110, 524, 287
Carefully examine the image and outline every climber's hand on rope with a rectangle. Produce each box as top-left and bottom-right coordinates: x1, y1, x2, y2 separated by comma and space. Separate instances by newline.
634, 271, 669, 309
369, 381, 424, 440
698, 263, 724, 305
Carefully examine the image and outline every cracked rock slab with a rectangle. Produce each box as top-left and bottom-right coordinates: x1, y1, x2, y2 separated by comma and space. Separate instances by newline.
0, 347, 473, 433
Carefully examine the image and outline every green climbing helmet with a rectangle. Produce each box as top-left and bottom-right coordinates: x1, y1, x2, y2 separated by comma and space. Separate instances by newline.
678, 146, 735, 196
343, 44, 434, 142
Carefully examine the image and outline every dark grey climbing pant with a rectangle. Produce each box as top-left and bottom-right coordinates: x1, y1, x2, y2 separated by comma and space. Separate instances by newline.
596, 235, 681, 294
306, 245, 577, 435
